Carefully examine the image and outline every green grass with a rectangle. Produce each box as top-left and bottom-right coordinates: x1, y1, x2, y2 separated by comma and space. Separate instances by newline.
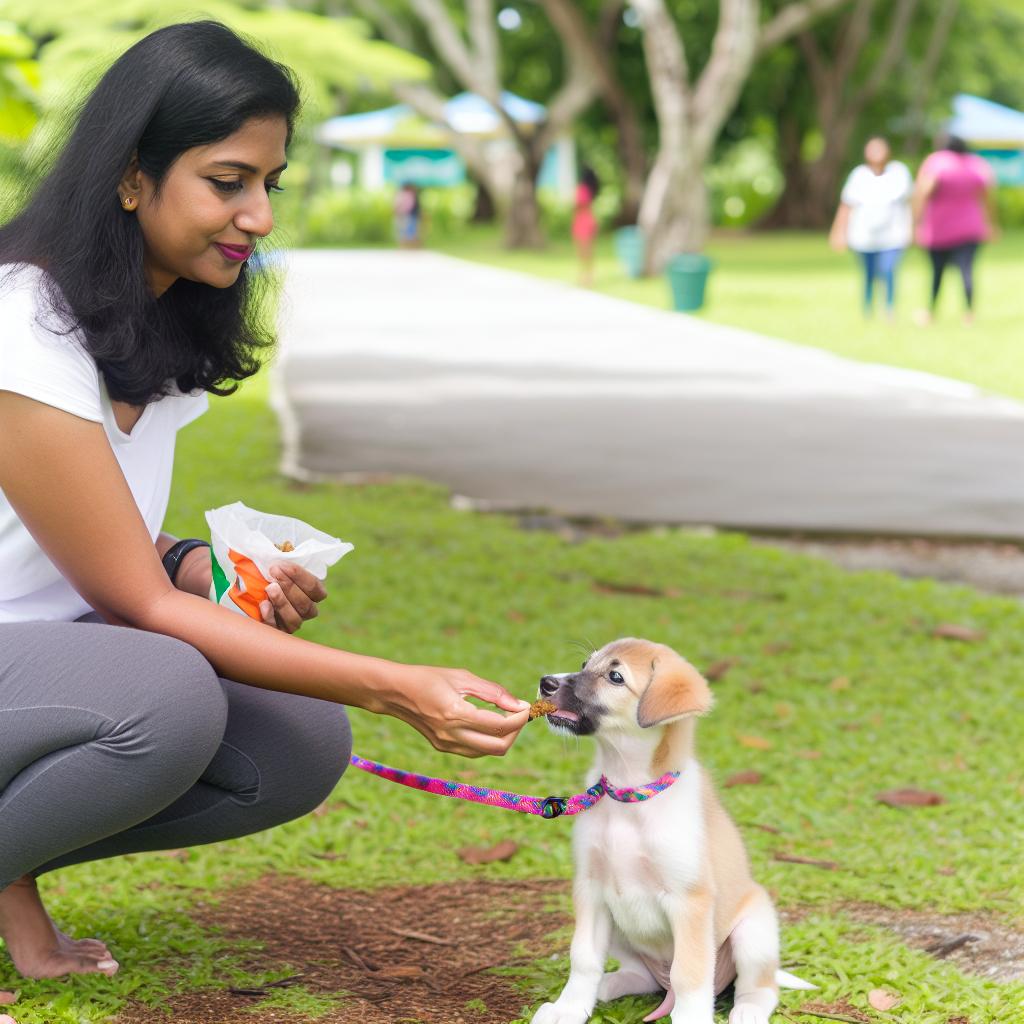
435, 227, 1024, 403
4, 370, 1022, 1023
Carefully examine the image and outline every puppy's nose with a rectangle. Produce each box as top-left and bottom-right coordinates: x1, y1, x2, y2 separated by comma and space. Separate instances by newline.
539, 675, 561, 697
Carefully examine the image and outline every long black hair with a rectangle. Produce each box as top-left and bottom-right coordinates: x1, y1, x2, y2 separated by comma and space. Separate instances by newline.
940, 133, 970, 155
0, 20, 301, 405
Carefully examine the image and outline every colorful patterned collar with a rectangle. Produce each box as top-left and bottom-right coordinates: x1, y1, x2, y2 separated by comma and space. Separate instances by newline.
349, 754, 681, 819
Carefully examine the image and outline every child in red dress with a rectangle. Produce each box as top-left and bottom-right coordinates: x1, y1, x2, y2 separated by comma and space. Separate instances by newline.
572, 166, 599, 286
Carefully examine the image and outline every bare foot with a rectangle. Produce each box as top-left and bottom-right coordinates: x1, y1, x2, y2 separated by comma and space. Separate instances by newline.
0, 876, 118, 981
1, 982, 18, 1023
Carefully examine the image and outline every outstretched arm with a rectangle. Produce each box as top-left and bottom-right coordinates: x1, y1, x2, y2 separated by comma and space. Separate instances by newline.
0, 391, 530, 757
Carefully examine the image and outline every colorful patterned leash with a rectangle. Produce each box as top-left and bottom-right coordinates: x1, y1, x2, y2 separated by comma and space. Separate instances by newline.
349, 753, 681, 819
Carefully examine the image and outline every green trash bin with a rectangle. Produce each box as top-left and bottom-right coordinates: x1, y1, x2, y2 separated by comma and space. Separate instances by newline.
614, 226, 646, 279
665, 252, 712, 311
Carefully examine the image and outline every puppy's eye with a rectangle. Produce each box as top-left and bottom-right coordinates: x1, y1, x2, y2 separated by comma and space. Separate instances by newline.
609, 670, 625, 685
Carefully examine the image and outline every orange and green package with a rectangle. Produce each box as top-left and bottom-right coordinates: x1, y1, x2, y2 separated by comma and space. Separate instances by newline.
205, 501, 353, 619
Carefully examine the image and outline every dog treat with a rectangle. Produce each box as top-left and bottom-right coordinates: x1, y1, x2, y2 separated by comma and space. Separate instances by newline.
275, 540, 295, 552
529, 698, 558, 720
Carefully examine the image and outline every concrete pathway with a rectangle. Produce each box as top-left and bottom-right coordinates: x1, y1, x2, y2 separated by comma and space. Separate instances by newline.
272, 249, 1024, 539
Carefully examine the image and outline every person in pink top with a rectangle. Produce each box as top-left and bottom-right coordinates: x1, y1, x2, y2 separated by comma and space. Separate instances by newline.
572, 166, 600, 287
913, 134, 998, 324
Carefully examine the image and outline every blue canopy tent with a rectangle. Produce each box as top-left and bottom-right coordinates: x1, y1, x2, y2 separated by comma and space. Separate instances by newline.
948, 93, 1024, 185
314, 91, 576, 197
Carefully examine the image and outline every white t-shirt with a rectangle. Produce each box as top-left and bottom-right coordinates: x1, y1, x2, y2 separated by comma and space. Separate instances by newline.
0, 264, 208, 624
841, 161, 913, 253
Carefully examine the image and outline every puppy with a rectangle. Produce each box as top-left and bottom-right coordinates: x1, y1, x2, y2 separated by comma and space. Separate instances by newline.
531, 638, 812, 1024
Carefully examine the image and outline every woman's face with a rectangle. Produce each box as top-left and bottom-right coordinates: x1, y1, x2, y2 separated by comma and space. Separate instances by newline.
120, 115, 288, 297
864, 138, 890, 169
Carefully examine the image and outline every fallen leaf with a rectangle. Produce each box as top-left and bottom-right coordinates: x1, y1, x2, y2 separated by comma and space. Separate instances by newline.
505, 609, 526, 623
161, 849, 190, 861
705, 658, 738, 682
868, 988, 902, 1011
774, 852, 840, 870
762, 641, 793, 655
876, 788, 945, 807
725, 770, 764, 787
312, 801, 329, 817
829, 676, 851, 692
0, 993, 17, 1006
797, 749, 822, 760
738, 734, 773, 750
457, 839, 519, 865
311, 851, 346, 861
932, 623, 985, 642
946, 1016, 971, 1024
592, 579, 666, 597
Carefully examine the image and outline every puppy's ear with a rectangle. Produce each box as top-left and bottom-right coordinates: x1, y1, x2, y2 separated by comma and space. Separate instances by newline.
637, 652, 713, 728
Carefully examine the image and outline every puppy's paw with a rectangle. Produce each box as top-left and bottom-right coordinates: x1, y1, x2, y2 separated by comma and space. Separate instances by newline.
531, 1000, 589, 1024
728, 1005, 771, 1024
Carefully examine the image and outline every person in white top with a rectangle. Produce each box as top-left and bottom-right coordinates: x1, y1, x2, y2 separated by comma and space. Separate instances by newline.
829, 136, 913, 319
0, 20, 530, 1016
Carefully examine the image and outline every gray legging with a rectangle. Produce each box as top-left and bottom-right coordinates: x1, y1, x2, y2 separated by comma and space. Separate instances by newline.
0, 612, 352, 891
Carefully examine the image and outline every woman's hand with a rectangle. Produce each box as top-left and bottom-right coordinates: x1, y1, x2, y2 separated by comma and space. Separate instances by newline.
378, 666, 532, 758
173, 543, 324, 633
258, 562, 327, 633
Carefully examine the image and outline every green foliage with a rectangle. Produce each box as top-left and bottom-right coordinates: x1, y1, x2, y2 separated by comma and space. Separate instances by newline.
0, 0, 427, 120
706, 136, 783, 227
0, 21, 37, 142
995, 186, 1024, 228
302, 187, 397, 246
419, 182, 475, 237
297, 184, 476, 246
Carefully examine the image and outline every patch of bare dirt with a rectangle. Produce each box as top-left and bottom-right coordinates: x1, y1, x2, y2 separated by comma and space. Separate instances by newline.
782, 903, 1024, 982
117, 876, 570, 1024
842, 903, 1024, 983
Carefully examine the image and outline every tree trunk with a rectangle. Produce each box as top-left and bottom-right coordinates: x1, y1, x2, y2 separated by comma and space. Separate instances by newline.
638, 154, 708, 271
471, 177, 497, 223
612, 105, 647, 225
763, 118, 849, 229
504, 148, 545, 248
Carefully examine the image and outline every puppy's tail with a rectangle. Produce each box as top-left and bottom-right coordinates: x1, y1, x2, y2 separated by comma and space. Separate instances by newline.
776, 969, 817, 991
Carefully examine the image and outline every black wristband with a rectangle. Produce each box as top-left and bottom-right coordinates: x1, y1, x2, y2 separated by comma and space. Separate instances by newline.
162, 538, 211, 585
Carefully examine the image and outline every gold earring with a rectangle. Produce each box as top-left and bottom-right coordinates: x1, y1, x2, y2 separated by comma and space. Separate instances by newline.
122, 195, 137, 210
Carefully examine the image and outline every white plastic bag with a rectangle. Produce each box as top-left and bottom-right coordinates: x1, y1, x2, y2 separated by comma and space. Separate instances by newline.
205, 501, 354, 619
